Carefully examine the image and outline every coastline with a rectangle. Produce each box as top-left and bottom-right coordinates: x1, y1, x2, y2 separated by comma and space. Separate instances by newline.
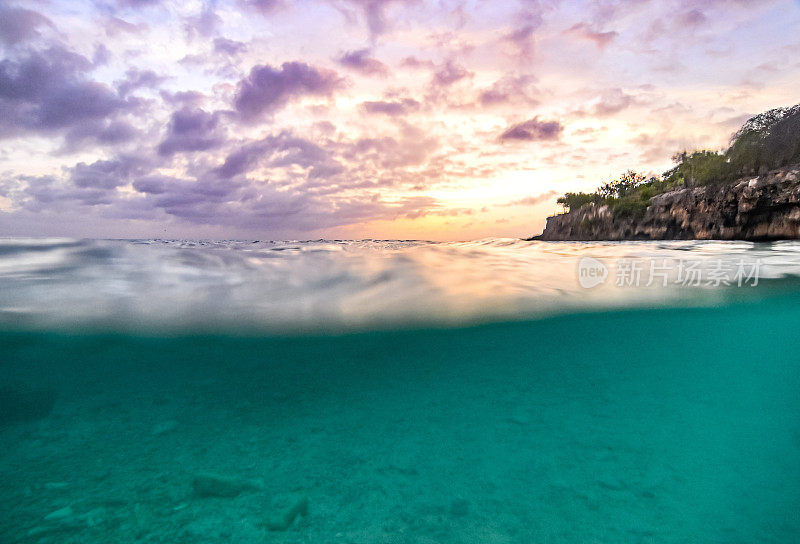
530, 164, 800, 241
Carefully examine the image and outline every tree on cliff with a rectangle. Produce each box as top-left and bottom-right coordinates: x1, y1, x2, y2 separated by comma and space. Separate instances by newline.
556, 192, 597, 212
727, 104, 800, 175
551, 103, 800, 218
663, 150, 732, 187
556, 171, 654, 214
598, 170, 648, 198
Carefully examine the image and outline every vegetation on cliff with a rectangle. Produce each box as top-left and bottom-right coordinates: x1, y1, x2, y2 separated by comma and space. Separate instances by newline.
556, 104, 800, 218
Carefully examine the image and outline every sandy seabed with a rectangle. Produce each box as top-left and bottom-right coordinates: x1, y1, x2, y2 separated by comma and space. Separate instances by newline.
1, 304, 799, 543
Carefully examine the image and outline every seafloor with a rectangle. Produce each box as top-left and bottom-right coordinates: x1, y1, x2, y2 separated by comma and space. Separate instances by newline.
1, 300, 799, 543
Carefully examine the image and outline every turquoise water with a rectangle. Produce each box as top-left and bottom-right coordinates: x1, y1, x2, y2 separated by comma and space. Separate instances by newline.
1, 239, 799, 543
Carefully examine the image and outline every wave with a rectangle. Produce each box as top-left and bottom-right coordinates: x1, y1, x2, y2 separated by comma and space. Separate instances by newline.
2, 238, 800, 333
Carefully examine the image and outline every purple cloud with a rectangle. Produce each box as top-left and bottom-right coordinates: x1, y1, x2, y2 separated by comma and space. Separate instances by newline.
157, 107, 226, 156
679, 9, 708, 27
103, 16, 146, 36
132, 175, 169, 195
565, 23, 618, 50
500, 117, 563, 141
339, 0, 419, 38
62, 119, 139, 151
116, 68, 167, 97
593, 88, 636, 116
361, 99, 420, 115
213, 38, 248, 56
213, 132, 341, 179
503, 23, 538, 58
234, 62, 344, 120
479, 75, 538, 107
350, 124, 437, 168
70, 156, 150, 189
400, 56, 435, 70
337, 49, 389, 76
432, 60, 471, 87
184, 5, 222, 39
160, 90, 207, 108
0, 6, 54, 45
239, 0, 284, 15
0, 47, 130, 138
117, 0, 160, 7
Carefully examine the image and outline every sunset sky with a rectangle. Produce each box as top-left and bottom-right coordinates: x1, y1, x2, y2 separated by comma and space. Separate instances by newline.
1, 0, 798, 240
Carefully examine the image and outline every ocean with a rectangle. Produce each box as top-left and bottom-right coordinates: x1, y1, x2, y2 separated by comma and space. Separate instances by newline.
1, 238, 799, 543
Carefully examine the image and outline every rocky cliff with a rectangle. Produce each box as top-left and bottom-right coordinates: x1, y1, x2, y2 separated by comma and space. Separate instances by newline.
532, 164, 800, 241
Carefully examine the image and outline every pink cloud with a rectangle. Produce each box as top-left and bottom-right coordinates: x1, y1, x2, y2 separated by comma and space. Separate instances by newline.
565, 22, 618, 50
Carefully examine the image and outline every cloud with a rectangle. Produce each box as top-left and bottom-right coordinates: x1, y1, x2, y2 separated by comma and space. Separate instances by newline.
132, 175, 169, 195
400, 56, 435, 70
61, 119, 139, 151
338, 0, 419, 38
116, 0, 161, 7
157, 107, 226, 156
1, 0, 798, 239
234, 62, 345, 120
500, 117, 563, 142
478, 75, 538, 107
87, 168, 441, 232
592, 88, 636, 116
628, 130, 687, 163
350, 125, 437, 169
360, 99, 420, 115
103, 16, 146, 36
70, 156, 150, 189
3, 172, 128, 211
337, 49, 389, 76
116, 68, 167, 97
213, 132, 341, 180
183, 3, 222, 39
502, 190, 558, 206
503, 23, 538, 58
500, 0, 550, 59
678, 9, 708, 27
432, 60, 471, 87
239, 0, 285, 15
0, 6, 54, 45
565, 22, 618, 50
0, 46, 132, 139
213, 37, 248, 56
718, 112, 753, 129
160, 90, 207, 108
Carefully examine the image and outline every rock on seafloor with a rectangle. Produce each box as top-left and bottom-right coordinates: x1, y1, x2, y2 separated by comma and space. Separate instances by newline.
44, 506, 73, 520
263, 496, 310, 531
151, 419, 179, 435
0, 387, 57, 425
191, 472, 262, 498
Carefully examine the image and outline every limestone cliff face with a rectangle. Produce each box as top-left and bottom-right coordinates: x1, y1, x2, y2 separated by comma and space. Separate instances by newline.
533, 165, 800, 241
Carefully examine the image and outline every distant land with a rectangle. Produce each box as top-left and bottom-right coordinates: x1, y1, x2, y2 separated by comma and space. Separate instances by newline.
532, 104, 800, 241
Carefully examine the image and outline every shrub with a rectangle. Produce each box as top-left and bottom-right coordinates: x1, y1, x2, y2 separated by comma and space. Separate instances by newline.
556, 192, 597, 212
663, 151, 733, 187
727, 104, 800, 175
611, 196, 649, 218
598, 170, 647, 198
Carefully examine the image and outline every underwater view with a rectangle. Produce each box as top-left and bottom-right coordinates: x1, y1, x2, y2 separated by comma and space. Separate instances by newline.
1, 238, 799, 543
3, 0, 800, 541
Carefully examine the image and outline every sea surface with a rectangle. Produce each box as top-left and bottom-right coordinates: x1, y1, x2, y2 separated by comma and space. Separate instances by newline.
1, 238, 799, 543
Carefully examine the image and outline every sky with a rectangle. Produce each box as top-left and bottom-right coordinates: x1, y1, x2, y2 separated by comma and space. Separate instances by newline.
0, 0, 799, 240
